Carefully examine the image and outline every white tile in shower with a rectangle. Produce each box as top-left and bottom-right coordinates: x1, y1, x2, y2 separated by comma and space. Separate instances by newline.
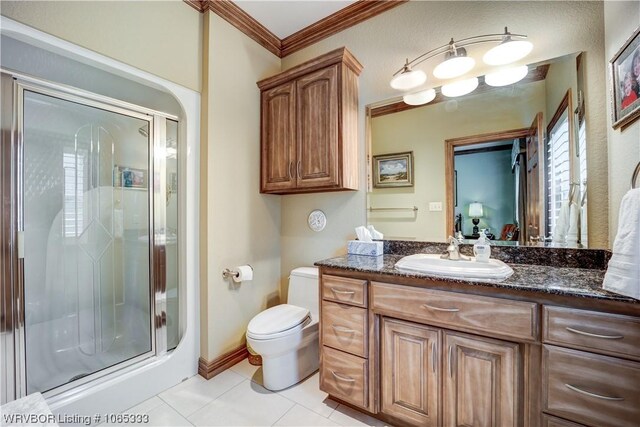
158, 369, 244, 417
187, 380, 294, 426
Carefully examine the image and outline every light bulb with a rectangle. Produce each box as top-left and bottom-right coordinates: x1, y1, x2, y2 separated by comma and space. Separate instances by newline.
441, 77, 479, 97
433, 56, 475, 79
403, 88, 437, 106
390, 68, 427, 91
483, 40, 533, 66
484, 66, 529, 87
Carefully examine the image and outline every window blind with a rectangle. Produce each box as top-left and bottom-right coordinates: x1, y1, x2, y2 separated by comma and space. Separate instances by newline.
546, 111, 570, 237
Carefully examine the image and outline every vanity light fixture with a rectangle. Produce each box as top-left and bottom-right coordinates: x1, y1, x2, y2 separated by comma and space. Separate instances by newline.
483, 28, 534, 66
433, 42, 476, 79
403, 88, 437, 105
390, 27, 531, 92
390, 59, 427, 90
484, 65, 530, 87
441, 77, 479, 97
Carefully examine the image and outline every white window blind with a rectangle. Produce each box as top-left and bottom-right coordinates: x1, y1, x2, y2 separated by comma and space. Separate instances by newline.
63, 152, 84, 237
546, 111, 570, 237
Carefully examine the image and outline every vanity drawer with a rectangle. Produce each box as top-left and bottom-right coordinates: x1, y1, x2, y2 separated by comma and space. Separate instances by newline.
543, 306, 640, 361
542, 415, 585, 427
371, 281, 537, 341
543, 345, 640, 427
322, 301, 368, 357
320, 346, 368, 409
322, 275, 367, 307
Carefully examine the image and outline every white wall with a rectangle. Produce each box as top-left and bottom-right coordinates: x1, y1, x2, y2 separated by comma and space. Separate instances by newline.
605, 1, 640, 244
0, 0, 203, 91
200, 12, 282, 361
280, 1, 608, 289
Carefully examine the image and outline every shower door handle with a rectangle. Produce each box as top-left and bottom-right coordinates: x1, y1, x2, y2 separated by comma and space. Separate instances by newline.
17, 231, 24, 259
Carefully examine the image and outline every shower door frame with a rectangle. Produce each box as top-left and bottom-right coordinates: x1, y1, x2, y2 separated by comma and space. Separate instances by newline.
1, 70, 177, 402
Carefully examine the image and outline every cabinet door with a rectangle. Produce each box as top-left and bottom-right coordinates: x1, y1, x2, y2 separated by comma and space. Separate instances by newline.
381, 318, 440, 427
444, 331, 520, 427
261, 81, 296, 192
296, 65, 339, 188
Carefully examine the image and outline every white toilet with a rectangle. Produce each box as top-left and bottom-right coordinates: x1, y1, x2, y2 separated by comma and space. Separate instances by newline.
246, 267, 319, 391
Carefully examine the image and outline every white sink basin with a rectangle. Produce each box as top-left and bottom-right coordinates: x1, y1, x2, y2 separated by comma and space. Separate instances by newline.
395, 253, 514, 281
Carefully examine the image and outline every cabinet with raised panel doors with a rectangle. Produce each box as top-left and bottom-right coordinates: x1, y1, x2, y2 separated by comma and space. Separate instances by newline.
380, 318, 519, 427
318, 268, 640, 427
257, 47, 362, 194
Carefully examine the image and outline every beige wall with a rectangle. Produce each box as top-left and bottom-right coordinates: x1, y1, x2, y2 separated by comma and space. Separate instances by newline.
605, 1, 640, 245
280, 0, 608, 288
369, 81, 545, 241
199, 12, 282, 360
0, 0, 202, 92
544, 54, 579, 128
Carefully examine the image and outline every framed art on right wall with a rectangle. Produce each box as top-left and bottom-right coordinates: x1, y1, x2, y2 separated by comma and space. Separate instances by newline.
610, 26, 640, 130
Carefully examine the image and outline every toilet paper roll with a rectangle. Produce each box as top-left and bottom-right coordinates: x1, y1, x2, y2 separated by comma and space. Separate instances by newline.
233, 265, 253, 283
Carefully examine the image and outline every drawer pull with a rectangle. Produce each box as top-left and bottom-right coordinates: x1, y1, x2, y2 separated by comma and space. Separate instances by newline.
448, 345, 453, 377
422, 304, 460, 313
331, 288, 355, 296
331, 371, 355, 383
431, 341, 436, 373
565, 327, 624, 340
565, 384, 625, 401
332, 325, 355, 334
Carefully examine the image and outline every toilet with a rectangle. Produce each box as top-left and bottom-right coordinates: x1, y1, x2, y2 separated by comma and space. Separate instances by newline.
246, 267, 319, 391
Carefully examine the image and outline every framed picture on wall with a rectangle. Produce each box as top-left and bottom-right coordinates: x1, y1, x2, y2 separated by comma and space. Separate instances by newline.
113, 166, 148, 189
610, 25, 640, 130
372, 151, 414, 188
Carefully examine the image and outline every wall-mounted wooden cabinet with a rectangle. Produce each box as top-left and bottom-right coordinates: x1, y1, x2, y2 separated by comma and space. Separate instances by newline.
257, 47, 362, 194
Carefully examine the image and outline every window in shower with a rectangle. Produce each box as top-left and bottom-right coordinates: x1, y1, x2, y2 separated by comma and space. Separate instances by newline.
22, 89, 157, 394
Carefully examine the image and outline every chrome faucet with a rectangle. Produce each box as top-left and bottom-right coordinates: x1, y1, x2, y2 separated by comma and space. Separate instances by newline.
441, 236, 468, 261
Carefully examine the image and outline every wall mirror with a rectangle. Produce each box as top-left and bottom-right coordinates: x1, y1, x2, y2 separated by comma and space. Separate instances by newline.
367, 52, 591, 247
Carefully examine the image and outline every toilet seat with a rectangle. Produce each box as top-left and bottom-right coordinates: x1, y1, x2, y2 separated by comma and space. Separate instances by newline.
247, 304, 311, 340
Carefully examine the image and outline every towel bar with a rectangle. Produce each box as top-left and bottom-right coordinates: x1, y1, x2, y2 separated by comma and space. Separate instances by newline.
633, 162, 640, 189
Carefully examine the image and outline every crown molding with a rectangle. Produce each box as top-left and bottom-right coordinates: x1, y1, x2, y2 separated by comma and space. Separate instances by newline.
185, 0, 408, 58
207, 0, 282, 57
280, 0, 408, 57
371, 64, 551, 118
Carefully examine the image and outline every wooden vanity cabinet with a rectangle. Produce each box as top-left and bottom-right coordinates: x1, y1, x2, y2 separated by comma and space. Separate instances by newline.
381, 318, 440, 426
257, 47, 362, 194
318, 269, 640, 427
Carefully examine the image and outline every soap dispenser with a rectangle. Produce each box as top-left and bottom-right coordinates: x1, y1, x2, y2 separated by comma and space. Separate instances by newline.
473, 233, 491, 262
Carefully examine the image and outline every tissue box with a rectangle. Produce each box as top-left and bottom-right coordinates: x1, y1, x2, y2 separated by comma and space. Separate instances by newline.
347, 240, 384, 256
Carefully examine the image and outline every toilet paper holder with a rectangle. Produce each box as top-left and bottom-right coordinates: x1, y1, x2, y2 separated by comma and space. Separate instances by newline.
222, 265, 253, 280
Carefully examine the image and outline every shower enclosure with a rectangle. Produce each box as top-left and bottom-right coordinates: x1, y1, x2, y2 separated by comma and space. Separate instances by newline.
1, 71, 181, 402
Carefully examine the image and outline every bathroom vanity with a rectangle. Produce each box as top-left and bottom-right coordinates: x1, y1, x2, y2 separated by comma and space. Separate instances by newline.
315, 245, 639, 427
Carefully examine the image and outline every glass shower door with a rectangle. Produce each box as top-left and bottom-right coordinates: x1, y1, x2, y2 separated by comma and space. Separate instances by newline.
22, 89, 153, 394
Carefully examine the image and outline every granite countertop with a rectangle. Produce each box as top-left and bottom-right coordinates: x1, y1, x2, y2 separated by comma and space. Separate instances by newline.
315, 254, 636, 303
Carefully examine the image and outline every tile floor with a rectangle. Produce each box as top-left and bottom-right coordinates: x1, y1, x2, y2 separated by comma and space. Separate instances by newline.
113, 359, 392, 427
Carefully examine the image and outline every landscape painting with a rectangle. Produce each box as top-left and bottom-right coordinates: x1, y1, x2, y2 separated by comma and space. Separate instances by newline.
373, 151, 414, 188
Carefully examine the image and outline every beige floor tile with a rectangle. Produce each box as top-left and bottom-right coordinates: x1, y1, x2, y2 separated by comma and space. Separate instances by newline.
107, 402, 192, 426
274, 404, 340, 427
158, 370, 245, 417
229, 358, 263, 385
277, 372, 338, 418
125, 395, 165, 414
188, 379, 294, 426
145, 403, 193, 426
328, 405, 392, 427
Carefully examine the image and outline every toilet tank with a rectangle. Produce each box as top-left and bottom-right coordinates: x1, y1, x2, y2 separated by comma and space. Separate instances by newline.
287, 267, 319, 320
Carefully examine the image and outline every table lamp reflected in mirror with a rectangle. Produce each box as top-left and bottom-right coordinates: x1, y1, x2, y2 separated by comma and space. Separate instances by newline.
469, 202, 484, 237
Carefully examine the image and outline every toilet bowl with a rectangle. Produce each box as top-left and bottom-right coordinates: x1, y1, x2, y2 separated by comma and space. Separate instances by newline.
246, 267, 319, 391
